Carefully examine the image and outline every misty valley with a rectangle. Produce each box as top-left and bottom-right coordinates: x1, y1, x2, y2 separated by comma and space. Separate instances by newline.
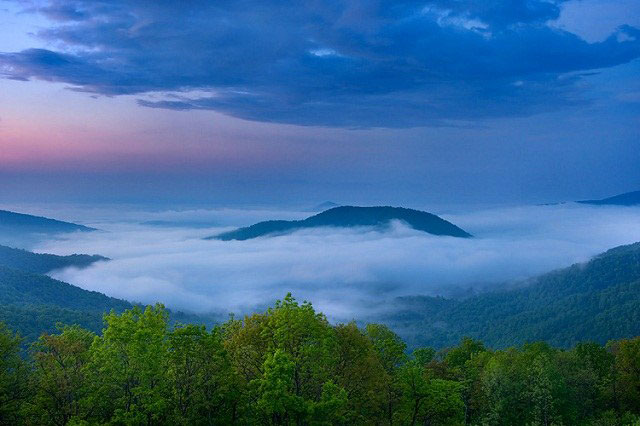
2, 0, 639, 422
1, 194, 640, 425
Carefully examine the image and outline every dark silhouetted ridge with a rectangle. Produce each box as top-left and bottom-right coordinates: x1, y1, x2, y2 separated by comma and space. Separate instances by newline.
0, 244, 108, 274
0, 209, 95, 233
308, 201, 340, 211
578, 190, 640, 206
208, 206, 472, 240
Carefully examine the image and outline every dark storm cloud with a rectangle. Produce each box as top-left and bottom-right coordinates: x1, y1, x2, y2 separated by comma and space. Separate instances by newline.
1, 0, 639, 127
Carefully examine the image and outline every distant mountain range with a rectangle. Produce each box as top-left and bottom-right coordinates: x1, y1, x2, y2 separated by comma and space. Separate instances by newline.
208, 206, 472, 240
0, 209, 95, 248
577, 189, 640, 206
386, 241, 640, 349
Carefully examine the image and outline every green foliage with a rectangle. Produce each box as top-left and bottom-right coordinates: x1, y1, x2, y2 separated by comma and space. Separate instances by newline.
1, 296, 640, 425
385, 241, 640, 349
0, 303, 105, 344
0, 322, 28, 424
609, 337, 640, 415
0, 265, 221, 347
86, 304, 170, 424
0, 266, 132, 314
166, 324, 238, 424
27, 325, 96, 425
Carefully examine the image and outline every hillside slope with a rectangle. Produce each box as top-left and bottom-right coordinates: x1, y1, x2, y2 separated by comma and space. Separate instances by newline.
0, 266, 132, 313
0, 264, 221, 343
0, 265, 133, 342
0, 244, 108, 274
386, 242, 640, 349
210, 206, 472, 240
0, 209, 95, 247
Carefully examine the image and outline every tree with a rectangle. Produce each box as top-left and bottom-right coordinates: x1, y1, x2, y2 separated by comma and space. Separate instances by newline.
610, 337, 640, 416
442, 337, 488, 424
1, 297, 640, 424
396, 353, 464, 426
28, 325, 95, 425
85, 304, 170, 424
255, 349, 305, 424
559, 342, 615, 423
0, 322, 28, 424
334, 322, 387, 424
366, 324, 407, 425
225, 294, 345, 424
167, 324, 240, 424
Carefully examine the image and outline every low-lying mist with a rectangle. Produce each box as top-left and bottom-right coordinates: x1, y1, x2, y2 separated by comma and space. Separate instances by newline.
34, 203, 640, 321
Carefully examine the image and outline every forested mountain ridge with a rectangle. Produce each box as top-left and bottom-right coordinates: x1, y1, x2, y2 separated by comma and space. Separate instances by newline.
0, 265, 133, 342
0, 209, 95, 248
0, 266, 131, 312
0, 244, 108, 274
0, 263, 222, 343
388, 241, 640, 349
0, 209, 94, 233
210, 205, 472, 240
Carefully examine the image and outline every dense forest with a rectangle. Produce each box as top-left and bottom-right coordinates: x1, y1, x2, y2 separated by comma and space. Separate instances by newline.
0, 263, 218, 344
384, 242, 640, 348
1, 295, 639, 425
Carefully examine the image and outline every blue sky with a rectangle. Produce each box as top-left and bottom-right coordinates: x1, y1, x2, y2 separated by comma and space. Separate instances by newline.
0, 0, 638, 206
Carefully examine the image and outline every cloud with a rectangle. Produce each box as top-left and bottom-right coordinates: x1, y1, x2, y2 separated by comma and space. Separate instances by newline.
34, 203, 640, 320
1, 0, 639, 127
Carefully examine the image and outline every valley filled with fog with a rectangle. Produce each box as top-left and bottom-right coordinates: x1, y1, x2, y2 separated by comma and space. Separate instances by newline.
20, 202, 640, 322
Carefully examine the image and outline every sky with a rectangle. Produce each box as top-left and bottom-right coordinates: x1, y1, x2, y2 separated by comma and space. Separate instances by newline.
0, 0, 639, 206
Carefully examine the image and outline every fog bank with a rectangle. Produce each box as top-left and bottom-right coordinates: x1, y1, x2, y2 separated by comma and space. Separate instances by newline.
34, 203, 640, 320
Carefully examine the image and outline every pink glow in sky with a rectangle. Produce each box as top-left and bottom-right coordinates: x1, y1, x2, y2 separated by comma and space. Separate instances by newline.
0, 0, 638, 205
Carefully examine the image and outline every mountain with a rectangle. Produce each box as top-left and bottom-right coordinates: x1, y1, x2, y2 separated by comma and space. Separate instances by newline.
0, 263, 220, 343
577, 190, 640, 206
0, 209, 94, 233
208, 206, 472, 240
385, 241, 640, 349
0, 209, 95, 248
0, 265, 133, 342
0, 245, 220, 343
0, 266, 131, 313
0, 244, 108, 274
